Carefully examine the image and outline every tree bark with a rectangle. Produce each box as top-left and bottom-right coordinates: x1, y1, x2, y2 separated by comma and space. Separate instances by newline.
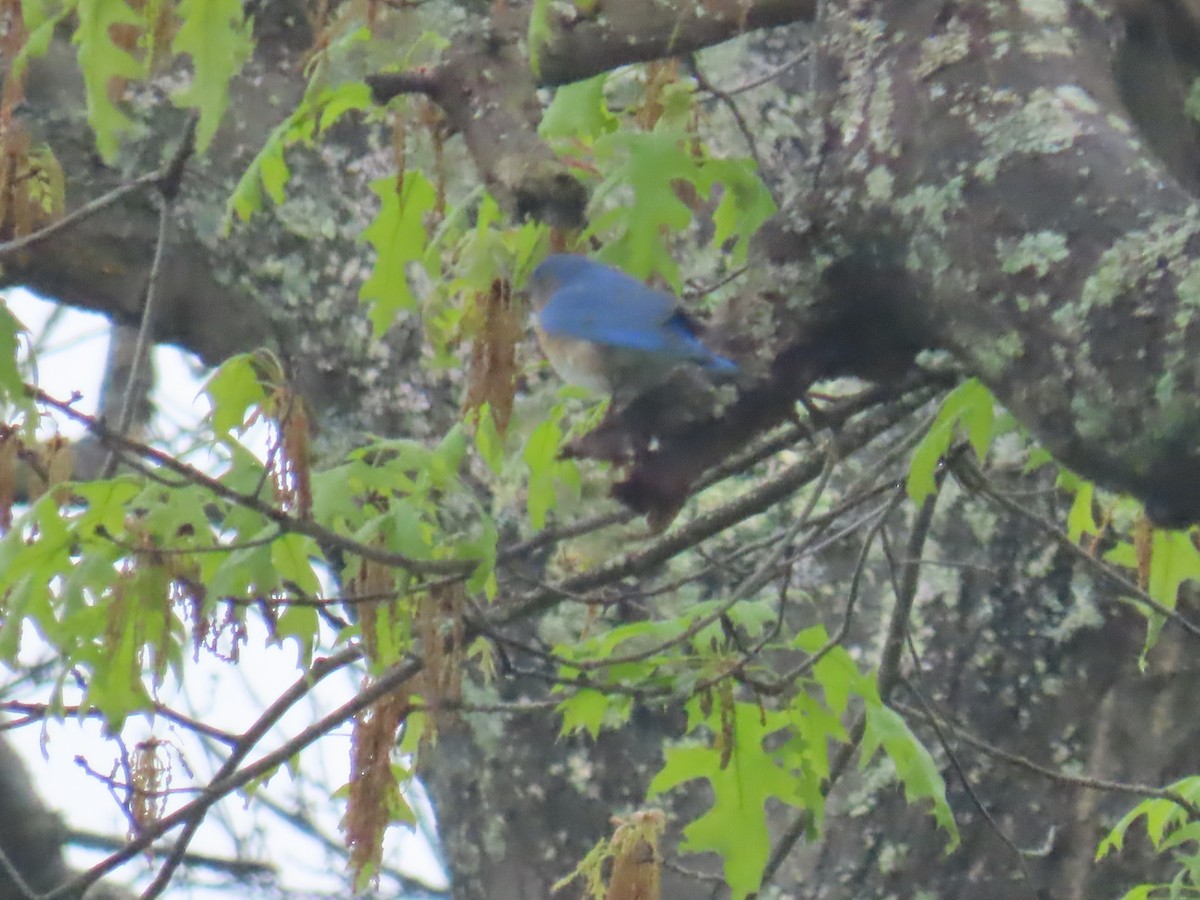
762, 0, 1200, 526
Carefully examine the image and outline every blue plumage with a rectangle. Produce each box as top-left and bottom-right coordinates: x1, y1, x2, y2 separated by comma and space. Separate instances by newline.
528, 254, 736, 400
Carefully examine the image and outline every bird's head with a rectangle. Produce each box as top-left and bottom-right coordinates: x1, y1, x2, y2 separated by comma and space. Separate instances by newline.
527, 254, 601, 310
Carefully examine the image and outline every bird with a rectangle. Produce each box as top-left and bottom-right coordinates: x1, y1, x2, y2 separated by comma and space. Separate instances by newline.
527, 254, 737, 403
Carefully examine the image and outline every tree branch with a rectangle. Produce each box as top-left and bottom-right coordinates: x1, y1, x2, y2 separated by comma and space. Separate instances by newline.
31, 388, 473, 578
531, 0, 815, 88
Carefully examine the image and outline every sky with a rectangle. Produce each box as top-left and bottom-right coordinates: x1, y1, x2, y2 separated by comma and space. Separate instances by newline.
1, 290, 447, 898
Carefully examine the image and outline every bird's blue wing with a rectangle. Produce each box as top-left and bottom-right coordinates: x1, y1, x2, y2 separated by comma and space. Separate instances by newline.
538, 273, 685, 352
533, 256, 736, 373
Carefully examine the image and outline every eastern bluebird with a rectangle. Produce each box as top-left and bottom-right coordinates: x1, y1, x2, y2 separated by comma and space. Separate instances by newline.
527, 254, 737, 402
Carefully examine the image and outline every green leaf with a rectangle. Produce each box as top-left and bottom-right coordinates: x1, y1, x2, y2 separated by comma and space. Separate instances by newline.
953, 379, 996, 461
272, 532, 322, 597
210, 531, 278, 598
1098, 798, 1167, 858
1134, 530, 1200, 659
861, 703, 959, 849
275, 601, 319, 665
1159, 821, 1200, 853
74, 0, 145, 162
473, 405, 505, 475
15, 0, 72, 82
225, 81, 372, 224
318, 80, 373, 133
590, 131, 776, 284
649, 701, 806, 898
359, 173, 437, 336
0, 303, 26, 405
1099, 778, 1200, 900
527, 0, 552, 77
383, 499, 433, 560
226, 116, 293, 221
1146, 530, 1200, 612
706, 157, 777, 266
907, 378, 995, 502
1065, 479, 1098, 541
362, 596, 408, 669
794, 624, 879, 715
540, 74, 617, 139
523, 418, 563, 530
907, 419, 951, 502
784, 690, 849, 785
461, 513, 499, 599
593, 130, 699, 285
75, 483, 148, 572
311, 463, 366, 528
172, 0, 254, 153
135, 483, 216, 549
83, 610, 151, 731
557, 688, 612, 740
203, 353, 269, 436
431, 424, 467, 488
559, 618, 676, 665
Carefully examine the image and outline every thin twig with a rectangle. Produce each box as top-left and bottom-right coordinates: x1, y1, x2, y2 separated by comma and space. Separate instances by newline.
892, 698, 1200, 822
0, 841, 37, 899
563, 440, 838, 673
44, 642, 405, 899
962, 457, 1200, 641
366, 70, 441, 104
0, 112, 198, 259
94, 524, 283, 555
495, 388, 932, 627
899, 657, 1039, 894
728, 50, 809, 96
685, 55, 766, 175
754, 713, 867, 895
33, 387, 470, 577
103, 114, 198, 478
0, 700, 240, 747
661, 856, 725, 885
877, 488, 939, 702
103, 197, 171, 477
497, 507, 631, 562
70, 828, 276, 879
133, 646, 362, 899
0, 173, 158, 258
753, 489, 904, 695
684, 264, 749, 300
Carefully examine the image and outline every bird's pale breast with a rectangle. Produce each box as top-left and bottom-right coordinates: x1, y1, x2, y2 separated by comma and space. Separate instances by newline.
534, 320, 612, 394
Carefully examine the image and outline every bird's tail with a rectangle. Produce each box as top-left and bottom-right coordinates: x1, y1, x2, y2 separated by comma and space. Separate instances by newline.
703, 353, 739, 377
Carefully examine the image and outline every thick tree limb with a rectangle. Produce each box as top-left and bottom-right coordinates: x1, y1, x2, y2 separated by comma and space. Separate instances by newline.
0, 733, 134, 900
752, 0, 1200, 524
368, 0, 815, 224
534, 0, 815, 87
0, 43, 269, 366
